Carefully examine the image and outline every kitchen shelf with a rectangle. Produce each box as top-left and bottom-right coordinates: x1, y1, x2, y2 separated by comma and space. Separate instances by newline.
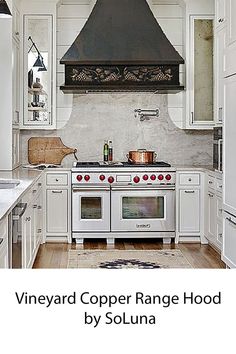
28, 107, 47, 112
28, 88, 47, 95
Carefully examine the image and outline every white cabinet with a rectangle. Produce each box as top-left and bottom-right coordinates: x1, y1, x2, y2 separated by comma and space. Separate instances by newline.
223, 212, 236, 268
0, 217, 8, 269
223, 75, 236, 215
179, 189, 200, 233
176, 171, 205, 243
21, 0, 58, 130
46, 190, 68, 233
12, 129, 20, 169
184, 0, 215, 129
44, 171, 71, 243
225, 0, 236, 77
22, 177, 43, 268
215, 26, 226, 125
205, 173, 223, 250
215, 0, 226, 29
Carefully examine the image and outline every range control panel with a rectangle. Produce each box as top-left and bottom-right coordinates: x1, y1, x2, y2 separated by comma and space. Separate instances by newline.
72, 172, 176, 185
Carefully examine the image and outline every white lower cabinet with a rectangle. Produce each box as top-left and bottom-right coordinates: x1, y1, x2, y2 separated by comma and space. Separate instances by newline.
223, 212, 236, 268
44, 171, 71, 243
176, 171, 205, 243
179, 189, 200, 233
205, 173, 223, 251
22, 177, 43, 268
46, 190, 68, 233
0, 217, 8, 269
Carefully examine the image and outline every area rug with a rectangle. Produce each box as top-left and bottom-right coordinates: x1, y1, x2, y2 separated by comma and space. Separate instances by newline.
67, 249, 192, 269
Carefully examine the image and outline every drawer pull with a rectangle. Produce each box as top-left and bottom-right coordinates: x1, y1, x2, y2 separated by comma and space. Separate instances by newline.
33, 205, 38, 209
38, 183, 42, 187
52, 190, 63, 194
185, 190, 195, 194
37, 229, 42, 233
226, 217, 236, 227
208, 193, 214, 198
32, 189, 37, 193
219, 233, 223, 238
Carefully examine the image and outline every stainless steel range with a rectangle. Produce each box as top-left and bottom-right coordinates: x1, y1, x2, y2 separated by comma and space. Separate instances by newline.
72, 162, 176, 245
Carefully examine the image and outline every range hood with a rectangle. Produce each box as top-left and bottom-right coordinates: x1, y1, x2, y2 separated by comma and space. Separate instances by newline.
60, 0, 184, 94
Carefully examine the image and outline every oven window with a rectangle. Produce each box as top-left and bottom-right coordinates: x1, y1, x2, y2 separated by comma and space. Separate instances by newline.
81, 197, 102, 219
122, 197, 164, 219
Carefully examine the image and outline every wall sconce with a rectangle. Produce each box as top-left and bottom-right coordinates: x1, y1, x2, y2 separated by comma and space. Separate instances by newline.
28, 36, 47, 72
0, 0, 12, 18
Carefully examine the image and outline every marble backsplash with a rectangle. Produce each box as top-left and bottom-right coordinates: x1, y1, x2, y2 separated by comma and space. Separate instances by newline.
20, 93, 213, 166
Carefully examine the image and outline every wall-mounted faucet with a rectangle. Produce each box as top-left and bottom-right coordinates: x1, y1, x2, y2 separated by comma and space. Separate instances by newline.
134, 109, 160, 121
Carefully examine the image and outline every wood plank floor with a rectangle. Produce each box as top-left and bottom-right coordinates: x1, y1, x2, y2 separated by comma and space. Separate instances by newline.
33, 239, 225, 269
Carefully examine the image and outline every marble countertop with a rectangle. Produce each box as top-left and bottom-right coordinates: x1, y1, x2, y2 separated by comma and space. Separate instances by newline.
0, 168, 43, 220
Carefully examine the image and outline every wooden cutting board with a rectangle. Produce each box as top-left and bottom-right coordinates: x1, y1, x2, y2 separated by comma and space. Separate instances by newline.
28, 137, 77, 165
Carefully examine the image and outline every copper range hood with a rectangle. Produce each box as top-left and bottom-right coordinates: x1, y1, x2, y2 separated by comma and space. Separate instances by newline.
60, 0, 184, 94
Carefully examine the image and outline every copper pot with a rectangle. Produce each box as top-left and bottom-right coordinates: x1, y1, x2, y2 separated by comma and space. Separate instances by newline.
127, 149, 157, 164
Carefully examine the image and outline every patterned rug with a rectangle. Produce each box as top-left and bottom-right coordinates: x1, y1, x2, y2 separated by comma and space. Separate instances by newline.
67, 249, 192, 269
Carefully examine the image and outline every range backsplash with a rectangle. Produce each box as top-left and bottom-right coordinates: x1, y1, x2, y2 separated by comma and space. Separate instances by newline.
20, 93, 213, 166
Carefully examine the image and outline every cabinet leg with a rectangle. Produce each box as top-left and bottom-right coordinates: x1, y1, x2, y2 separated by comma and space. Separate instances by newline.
163, 237, 172, 245
106, 238, 115, 246
76, 238, 84, 245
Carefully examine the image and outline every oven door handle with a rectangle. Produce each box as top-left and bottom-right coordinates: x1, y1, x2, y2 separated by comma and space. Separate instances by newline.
111, 186, 175, 191
73, 187, 110, 192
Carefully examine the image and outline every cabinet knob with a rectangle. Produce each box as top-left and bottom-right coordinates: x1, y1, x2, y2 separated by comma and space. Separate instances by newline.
188, 178, 192, 182
208, 193, 214, 198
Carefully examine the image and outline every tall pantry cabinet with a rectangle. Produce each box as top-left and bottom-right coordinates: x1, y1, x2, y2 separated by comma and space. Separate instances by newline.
221, 0, 236, 267
0, 0, 21, 170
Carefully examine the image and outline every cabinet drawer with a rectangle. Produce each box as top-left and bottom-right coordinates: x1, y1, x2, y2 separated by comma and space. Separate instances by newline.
179, 174, 200, 186
46, 174, 68, 186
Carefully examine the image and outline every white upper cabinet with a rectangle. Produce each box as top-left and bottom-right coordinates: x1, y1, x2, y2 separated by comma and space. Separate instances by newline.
20, 0, 57, 130
215, 0, 226, 29
184, 0, 215, 130
225, 0, 236, 77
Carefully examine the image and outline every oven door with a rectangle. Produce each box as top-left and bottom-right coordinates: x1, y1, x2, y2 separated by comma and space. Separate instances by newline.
72, 186, 110, 232
111, 186, 175, 232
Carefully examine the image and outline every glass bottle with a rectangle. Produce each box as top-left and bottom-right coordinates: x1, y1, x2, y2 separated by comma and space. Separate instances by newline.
108, 140, 113, 162
103, 140, 109, 162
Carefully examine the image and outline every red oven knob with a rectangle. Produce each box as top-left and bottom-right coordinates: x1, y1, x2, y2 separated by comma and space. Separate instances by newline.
158, 174, 164, 181
133, 176, 140, 184
84, 175, 90, 182
150, 174, 156, 181
166, 174, 172, 181
99, 175, 106, 181
143, 174, 149, 181
108, 176, 114, 184
76, 175, 83, 182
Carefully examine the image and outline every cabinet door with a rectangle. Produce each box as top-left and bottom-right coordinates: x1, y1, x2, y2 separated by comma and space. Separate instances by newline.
12, 39, 20, 126
0, 218, 8, 269
23, 15, 54, 128
189, 16, 214, 127
34, 191, 43, 249
179, 189, 200, 233
22, 205, 33, 269
207, 192, 217, 240
225, 0, 236, 76
215, 27, 226, 124
215, 0, 226, 29
12, 129, 20, 169
223, 76, 236, 215
223, 213, 236, 268
46, 190, 68, 234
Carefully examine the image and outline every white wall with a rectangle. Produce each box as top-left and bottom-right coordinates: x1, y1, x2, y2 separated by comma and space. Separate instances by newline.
56, 0, 185, 129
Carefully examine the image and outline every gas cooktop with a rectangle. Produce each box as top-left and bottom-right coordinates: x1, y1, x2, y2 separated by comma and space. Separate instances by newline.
74, 161, 171, 168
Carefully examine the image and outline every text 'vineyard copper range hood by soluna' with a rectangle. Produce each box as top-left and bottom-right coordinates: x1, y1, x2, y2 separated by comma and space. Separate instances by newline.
60, 0, 185, 94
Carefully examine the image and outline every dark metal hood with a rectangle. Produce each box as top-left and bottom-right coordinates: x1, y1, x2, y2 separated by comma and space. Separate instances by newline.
60, 0, 184, 94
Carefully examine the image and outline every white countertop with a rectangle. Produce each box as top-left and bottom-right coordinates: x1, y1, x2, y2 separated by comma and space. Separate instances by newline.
0, 168, 43, 220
